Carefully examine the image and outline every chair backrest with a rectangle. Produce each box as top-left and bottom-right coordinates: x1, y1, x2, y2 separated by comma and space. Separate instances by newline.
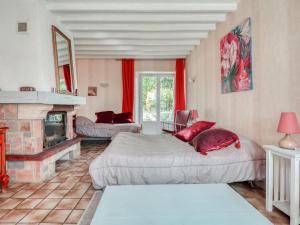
175, 110, 191, 132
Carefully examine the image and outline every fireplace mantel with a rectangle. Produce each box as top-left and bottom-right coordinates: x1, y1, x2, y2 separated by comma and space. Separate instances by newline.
0, 91, 85, 105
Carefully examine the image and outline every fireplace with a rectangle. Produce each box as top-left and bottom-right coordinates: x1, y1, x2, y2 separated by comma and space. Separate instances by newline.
43, 111, 67, 149
0, 93, 85, 183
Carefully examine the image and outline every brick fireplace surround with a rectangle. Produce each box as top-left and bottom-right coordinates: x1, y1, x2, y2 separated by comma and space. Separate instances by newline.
0, 92, 86, 183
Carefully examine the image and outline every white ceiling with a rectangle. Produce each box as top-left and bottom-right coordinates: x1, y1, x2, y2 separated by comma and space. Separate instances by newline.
47, 0, 239, 59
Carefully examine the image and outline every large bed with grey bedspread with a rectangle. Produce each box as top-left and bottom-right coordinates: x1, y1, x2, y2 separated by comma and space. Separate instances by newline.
89, 132, 266, 189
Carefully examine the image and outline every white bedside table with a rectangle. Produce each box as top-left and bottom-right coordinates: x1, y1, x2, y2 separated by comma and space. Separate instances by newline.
264, 145, 300, 225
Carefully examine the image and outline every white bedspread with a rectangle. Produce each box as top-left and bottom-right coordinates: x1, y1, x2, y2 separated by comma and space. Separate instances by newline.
89, 132, 266, 189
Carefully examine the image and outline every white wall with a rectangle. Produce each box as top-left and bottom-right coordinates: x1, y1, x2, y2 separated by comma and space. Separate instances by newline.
0, 0, 77, 91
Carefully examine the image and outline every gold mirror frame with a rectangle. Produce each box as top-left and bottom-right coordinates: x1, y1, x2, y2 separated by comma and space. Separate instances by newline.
52, 25, 75, 95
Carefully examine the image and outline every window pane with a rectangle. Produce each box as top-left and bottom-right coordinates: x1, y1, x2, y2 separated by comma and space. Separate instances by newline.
142, 76, 157, 121
160, 77, 174, 122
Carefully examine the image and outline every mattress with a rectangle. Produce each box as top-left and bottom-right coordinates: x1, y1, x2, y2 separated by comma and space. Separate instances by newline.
76, 116, 141, 138
89, 132, 266, 189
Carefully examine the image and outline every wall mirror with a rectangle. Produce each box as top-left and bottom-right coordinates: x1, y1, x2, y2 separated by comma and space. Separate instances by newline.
52, 25, 75, 94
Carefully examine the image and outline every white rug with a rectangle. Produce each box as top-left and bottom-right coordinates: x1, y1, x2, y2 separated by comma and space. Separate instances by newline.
78, 191, 103, 225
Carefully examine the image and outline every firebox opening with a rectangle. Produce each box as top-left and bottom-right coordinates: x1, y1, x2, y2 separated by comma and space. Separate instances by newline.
43, 111, 67, 149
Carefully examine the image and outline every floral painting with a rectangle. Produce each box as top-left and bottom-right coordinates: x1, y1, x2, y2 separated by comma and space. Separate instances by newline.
220, 17, 253, 93
88, 86, 97, 96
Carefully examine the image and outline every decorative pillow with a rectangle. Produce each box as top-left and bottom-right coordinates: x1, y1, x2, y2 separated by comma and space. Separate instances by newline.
190, 128, 240, 155
95, 111, 114, 123
113, 112, 133, 124
175, 121, 216, 142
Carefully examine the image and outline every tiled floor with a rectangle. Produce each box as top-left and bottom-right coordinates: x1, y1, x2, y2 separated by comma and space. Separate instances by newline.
0, 142, 290, 225
0, 142, 106, 225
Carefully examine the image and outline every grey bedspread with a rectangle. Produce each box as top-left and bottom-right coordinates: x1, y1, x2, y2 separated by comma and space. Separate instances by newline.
89, 132, 266, 189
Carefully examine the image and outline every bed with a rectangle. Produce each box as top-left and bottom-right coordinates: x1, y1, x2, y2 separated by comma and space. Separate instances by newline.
76, 116, 141, 139
89, 132, 266, 189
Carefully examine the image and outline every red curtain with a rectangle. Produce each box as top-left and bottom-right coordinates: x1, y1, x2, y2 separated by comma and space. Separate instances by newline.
175, 59, 186, 112
63, 64, 72, 92
122, 59, 135, 115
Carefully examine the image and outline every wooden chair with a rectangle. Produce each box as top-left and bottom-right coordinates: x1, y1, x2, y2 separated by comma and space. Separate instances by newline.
162, 110, 191, 134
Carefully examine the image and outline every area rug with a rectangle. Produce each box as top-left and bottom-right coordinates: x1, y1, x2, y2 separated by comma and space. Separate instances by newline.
78, 191, 103, 225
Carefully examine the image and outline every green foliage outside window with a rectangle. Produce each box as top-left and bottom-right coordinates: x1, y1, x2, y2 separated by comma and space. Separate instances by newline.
142, 76, 174, 122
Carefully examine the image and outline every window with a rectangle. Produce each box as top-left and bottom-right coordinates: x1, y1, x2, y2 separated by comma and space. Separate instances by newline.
135, 72, 175, 124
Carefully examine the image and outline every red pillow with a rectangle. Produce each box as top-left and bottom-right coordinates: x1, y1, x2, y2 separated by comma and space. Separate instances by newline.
190, 128, 240, 155
175, 121, 216, 142
113, 112, 133, 124
95, 111, 114, 123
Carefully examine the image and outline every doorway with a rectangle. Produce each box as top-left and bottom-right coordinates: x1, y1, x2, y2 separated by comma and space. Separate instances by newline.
135, 72, 175, 124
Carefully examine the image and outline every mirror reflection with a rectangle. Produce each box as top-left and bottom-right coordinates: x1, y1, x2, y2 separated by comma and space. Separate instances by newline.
52, 26, 74, 94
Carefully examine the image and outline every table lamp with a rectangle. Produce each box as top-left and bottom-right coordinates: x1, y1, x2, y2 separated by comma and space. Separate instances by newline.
277, 112, 300, 150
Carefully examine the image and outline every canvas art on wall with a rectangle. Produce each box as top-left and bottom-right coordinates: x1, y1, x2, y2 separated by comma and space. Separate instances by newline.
220, 17, 253, 93
88, 86, 97, 96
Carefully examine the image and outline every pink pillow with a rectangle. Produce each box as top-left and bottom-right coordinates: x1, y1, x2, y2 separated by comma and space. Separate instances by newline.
175, 121, 216, 142
190, 128, 240, 155
113, 112, 133, 124
95, 111, 114, 124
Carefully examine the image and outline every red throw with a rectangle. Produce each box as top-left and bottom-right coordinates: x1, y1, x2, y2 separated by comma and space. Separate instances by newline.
122, 59, 135, 117
63, 64, 72, 92
175, 59, 186, 111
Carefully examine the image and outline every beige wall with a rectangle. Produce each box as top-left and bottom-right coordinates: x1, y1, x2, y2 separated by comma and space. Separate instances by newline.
186, 0, 300, 145
136, 59, 175, 72
77, 59, 175, 121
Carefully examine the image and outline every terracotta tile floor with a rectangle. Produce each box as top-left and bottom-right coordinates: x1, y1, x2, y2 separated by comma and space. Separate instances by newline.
0, 142, 105, 225
0, 142, 290, 225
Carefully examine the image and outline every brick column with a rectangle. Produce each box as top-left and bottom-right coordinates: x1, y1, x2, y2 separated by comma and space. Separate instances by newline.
0, 104, 52, 155
1, 103, 79, 183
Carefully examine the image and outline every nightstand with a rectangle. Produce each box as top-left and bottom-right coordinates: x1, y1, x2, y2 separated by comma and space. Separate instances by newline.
264, 145, 300, 225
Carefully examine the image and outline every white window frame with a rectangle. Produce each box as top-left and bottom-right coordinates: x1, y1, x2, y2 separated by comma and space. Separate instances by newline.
135, 71, 175, 124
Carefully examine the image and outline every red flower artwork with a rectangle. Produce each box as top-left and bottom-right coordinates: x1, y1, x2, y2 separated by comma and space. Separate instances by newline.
220, 18, 253, 93
232, 60, 251, 91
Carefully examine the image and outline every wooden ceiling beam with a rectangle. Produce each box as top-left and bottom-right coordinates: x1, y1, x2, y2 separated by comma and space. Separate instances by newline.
75, 39, 200, 46
67, 23, 215, 32
75, 55, 187, 59
58, 13, 226, 23
73, 31, 208, 40
75, 45, 195, 51
47, 2, 237, 13
76, 50, 190, 56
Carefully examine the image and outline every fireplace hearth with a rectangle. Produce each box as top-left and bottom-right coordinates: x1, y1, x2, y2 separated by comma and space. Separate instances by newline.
44, 111, 67, 149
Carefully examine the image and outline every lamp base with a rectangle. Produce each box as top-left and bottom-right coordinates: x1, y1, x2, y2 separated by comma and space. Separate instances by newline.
279, 134, 298, 150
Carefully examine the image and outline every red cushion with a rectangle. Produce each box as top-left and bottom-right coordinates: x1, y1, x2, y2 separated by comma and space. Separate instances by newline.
175, 121, 216, 142
113, 112, 133, 124
190, 128, 240, 155
95, 111, 114, 123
